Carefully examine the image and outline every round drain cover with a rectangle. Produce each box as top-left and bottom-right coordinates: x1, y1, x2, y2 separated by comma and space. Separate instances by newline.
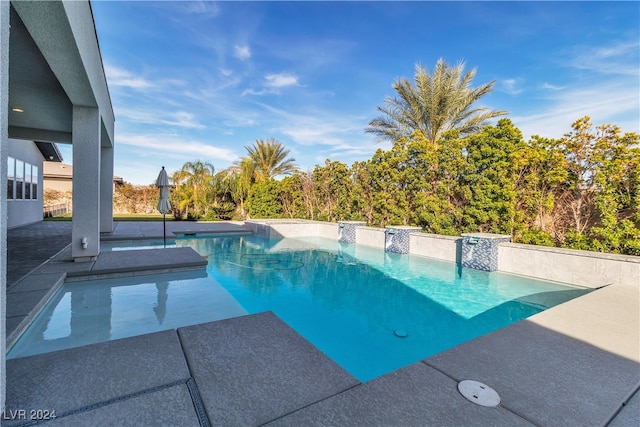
394, 329, 408, 338
457, 380, 500, 407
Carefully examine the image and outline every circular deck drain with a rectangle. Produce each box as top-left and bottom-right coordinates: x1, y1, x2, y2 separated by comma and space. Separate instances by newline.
457, 380, 500, 407
394, 329, 408, 338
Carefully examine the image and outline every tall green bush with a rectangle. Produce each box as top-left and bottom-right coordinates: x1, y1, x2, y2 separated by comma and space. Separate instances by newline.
247, 180, 283, 219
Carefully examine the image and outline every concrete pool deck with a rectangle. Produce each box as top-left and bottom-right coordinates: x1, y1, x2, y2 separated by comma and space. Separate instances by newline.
4, 221, 639, 426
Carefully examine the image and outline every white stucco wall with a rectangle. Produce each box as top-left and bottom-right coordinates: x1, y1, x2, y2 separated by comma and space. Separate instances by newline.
355, 227, 386, 249
1, 0, 9, 411
315, 222, 338, 239
410, 233, 460, 263
498, 243, 640, 289
245, 219, 339, 240
7, 138, 44, 229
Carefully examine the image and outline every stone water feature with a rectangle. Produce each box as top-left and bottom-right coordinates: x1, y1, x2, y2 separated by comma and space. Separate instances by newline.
461, 233, 511, 271
384, 226, 422, 254
338, 221, 366, 244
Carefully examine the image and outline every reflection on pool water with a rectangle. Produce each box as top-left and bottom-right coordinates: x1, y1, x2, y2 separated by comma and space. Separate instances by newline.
100, 239, 177, 251
8, 235, 591, 381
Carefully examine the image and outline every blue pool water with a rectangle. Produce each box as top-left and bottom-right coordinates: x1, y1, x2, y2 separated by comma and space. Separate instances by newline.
8, 235, 590, 381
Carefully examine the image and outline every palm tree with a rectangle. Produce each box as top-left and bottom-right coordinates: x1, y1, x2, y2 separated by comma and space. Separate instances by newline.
172, 160, 216, 217
224, 157, 255, 217
223, 140, 297, 218
366, 59, 507, 149
244, 138, 298, 181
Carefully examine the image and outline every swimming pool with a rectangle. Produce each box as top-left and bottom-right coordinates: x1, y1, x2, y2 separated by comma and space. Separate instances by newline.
8, 234, 590, 381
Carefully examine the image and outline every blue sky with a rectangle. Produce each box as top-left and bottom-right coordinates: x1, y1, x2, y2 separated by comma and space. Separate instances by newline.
61, 1, 639, 185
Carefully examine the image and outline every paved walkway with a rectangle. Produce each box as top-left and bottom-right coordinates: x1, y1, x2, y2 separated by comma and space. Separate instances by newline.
7, 221, 72, 287
3, 220, 639, 426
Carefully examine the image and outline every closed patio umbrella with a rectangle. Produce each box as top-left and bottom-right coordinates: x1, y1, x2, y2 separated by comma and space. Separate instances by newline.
155, 166, 171, 247
153, 281, 169, 324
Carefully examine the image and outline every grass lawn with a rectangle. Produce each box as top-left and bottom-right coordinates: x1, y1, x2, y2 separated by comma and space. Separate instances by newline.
45, 213, 175, 222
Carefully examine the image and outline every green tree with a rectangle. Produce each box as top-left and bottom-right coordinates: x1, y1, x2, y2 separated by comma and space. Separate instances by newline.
226, 139, 298, 219
357, 148, 410, 227
588, 125, 640, 254
171, 160, 216, 219
350, 160, 376, 224
247, 180, 283, 218
412, 130, 466, 235
512, 136, 568, 245
224, 157, 255, 218
280, 172, 313, 219
312, 160, 354, 222
366, 59, 507, 148
559, 117, 602, 236
459, 119, 524, 235
245, 138, 298, 181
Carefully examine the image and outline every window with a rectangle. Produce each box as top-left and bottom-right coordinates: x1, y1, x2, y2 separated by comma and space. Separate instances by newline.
15, 160, 24, 200
7, 156, 14, 199
7, 158, 38, 200
31, 165, 38, 200
25, 164, 32, 199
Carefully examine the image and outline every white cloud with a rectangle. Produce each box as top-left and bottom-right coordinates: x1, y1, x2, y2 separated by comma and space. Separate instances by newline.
104, 64, 190, 95
241, 73, 300, 96
569, 40, 639, 76
234, 45, 251, 60
513, 80, 639, 140
512, 37, 640, 139
115, 108, 205, 129
179, 1, 220, 17
117, 133, 239, 163
502, 78, 523, 95
241, 88, 268, 97
541, 82, 565, 91
265, 73, 299, 88
253, 102, 357, 145
281, 124, 349, 147
253, 102, 383, 164
112, 131, 243, 184
104, 65, 153, 90
168, 112, 206, 129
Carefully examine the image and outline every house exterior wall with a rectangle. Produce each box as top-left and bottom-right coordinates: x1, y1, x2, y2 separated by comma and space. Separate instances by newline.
7, 138, 43, 228
42, 161, 122, 195
3, 0, 116, 408
43, 161, 73, 193
1, 0, 8, 410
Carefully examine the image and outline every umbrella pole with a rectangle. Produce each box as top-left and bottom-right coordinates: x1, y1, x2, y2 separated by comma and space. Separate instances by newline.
163, 214, 166, 248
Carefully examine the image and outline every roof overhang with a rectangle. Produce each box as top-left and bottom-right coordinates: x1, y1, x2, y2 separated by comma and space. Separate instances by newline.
35, 141, 63, 163
8, 0, 114, 147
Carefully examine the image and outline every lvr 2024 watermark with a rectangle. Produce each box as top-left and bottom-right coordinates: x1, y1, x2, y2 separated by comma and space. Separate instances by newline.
2, 409, 57, 421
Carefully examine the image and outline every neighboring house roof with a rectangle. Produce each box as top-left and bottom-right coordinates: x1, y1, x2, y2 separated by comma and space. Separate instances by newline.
43, 161, 123, 184
43, 161, 73, 179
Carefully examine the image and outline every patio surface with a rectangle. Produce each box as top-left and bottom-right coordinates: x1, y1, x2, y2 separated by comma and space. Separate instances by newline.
3, 220, 639, 426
